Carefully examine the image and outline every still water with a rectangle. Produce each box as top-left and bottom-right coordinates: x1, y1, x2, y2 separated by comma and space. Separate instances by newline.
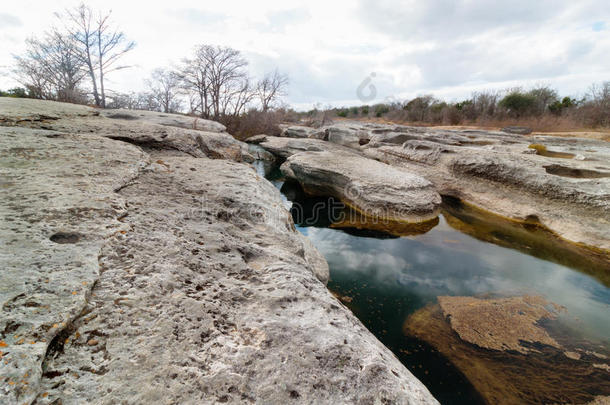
257, 162, 610, 404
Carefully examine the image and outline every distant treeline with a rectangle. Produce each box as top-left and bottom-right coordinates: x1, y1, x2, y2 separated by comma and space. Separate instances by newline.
314, 83, 610, 130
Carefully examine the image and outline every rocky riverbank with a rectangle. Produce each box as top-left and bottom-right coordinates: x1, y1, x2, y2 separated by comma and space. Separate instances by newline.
0, 98, 437, 404
249, 122, 610, 259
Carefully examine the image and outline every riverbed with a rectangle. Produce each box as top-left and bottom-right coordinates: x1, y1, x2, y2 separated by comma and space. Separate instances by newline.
257, 161, 610, 404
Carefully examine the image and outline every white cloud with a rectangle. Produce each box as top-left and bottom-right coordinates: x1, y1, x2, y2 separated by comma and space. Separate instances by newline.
0, 0, 608, 109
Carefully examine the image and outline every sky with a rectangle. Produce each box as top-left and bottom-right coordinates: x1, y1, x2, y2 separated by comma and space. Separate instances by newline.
0, 0, 609, 110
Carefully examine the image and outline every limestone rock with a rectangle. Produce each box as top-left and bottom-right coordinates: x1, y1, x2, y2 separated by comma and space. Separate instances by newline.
502, 126, 532, 135
0, 98, 245, 162
281, 125, 316, 138
100, 108, 227, 133
0, 126, 148, 404
247, 135, 358, 159
437, 296, 562, 353
0, 98, 437, 404
281, 151, 441, 223
326, 125, 370, 148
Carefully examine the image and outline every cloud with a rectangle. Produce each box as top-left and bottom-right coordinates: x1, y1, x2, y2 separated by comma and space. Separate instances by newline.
0, 13, 22, 28
0, 0, 608, 107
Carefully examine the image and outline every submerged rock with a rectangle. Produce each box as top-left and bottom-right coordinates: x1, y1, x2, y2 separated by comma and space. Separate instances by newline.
437, 295, 562, 353
404, 301, 610, 405
280, 151, 442, 223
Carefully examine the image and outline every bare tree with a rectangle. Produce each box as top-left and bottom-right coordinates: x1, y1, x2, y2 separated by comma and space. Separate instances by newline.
178, 45, 250, 119
222, 77, 255, 119
178, 52, 211, 117
62, 3, 134, 107
583, 81, 610, 127
256, 69, 288, 111
63, 4, 100, 105
146, 68, 182, 113
13, 29, 87, 102
528, 85, 559, 115
94, 10, 135, 107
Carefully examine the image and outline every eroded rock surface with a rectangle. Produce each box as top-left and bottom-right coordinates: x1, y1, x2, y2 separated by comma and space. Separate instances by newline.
281, 151, 442, 223
437, 295, 562, 353
0, 98, 244, 162
404, 303, 610, 405
245, 134, 358, 159
0, 126, 147, 403
257, 120, 610, 253
100, 108, 227, 132
0, 98, 437, 404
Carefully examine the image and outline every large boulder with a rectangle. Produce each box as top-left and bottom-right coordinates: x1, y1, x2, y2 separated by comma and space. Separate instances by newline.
281, 151, 441, 223
281, 125, 316, 138
0, 98, 244, 162
246, 135, 358, 159
101, 108, 227, 132
326, 125, 369, 148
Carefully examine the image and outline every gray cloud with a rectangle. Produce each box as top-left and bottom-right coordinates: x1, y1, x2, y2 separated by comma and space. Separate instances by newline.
0, 13, 22, 28
1, 1, 608, 107
356, 0, 592, 41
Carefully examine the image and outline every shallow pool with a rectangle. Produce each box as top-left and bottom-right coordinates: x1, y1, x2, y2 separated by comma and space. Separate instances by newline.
258, 162, 610, 404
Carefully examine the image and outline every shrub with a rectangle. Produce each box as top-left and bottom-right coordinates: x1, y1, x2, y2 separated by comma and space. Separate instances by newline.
222, 109, 283, 140
499, 91, 537, 117
548, 97, 576, 115
336, 109, 348, 117
349, 106, 359, 116
374, 104, 390, 117
361, 105, 369, 115
404, 95, 434, 121
0, 87, 31, 98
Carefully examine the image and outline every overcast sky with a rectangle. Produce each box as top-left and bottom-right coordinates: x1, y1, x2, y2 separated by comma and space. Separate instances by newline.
1, 0, 608, 109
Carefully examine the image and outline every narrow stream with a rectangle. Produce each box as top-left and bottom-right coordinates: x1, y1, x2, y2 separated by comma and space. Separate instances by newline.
255, 160, 610, 404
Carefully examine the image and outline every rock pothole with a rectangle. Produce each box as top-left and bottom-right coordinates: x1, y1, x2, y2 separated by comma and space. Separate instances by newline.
529, 144, 575, 159
543, 164, 610, 179
49, 232, 82, 244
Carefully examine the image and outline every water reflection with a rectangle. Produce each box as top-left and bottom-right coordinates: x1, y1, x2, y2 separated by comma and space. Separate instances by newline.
260, 162, 610, 404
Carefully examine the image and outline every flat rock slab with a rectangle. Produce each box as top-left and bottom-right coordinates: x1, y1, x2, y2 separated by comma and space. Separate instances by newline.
0, 126, 147, 403
246, 135, 358, 159
0, 98, 245, 162
438, 295, 562, 354
100, 108, 226, 133
281, 151, 441, 223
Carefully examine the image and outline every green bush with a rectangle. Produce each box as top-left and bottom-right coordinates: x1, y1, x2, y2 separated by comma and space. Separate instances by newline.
455, 100, 473, 111
361, 105, 369, 115
336, 109, 348, 117
499, 92, 537, 117
349, 106, 359, 116
0, 87, 30, 98
374, 104, 389, 117
548, 96, 577, 115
